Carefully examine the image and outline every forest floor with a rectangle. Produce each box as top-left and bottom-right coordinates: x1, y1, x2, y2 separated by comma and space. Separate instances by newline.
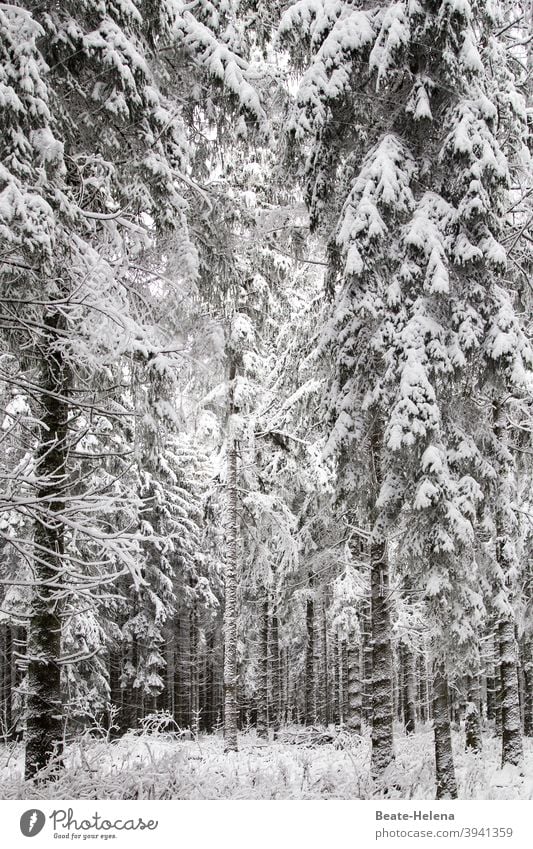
0, 724, 531, 800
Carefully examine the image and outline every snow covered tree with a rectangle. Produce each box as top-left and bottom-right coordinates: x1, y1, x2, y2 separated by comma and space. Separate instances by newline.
279, 0, 532, 793
0, 0, 200, 777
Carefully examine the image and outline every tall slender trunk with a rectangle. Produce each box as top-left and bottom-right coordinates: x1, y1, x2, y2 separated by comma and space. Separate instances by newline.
1, 625, 13, 740
498, 619, 523, 765
108, 648, 124, 737
320, 601, 329, 724
370, 534, 394, 776
305, 576, 315, 725
190, 605, 200, 736
491, 631, 502, 737
280, 646, 288, 724
362, 599, 373, 725
432, 659, 458, 799
342, 639, 348, 726
486, 650, 497, 726
336, 635, 344, 725
204, 632, 215, 733
223, 356, 239, 751
395, 654, 402, 723
370, 418, 394, 777
25, 311, 68, 779
493, 403, 523, 766
465, 673, 482, 752
256, 597, 269, 739
176, 614, 189, 729
165, 629, 175, 719
123, 637, 140, 730
270, 608, 281, 736
418, 652, 430, 723
522, 640, 533, 737
401, 643, 416, 735
346, 640, 362, 734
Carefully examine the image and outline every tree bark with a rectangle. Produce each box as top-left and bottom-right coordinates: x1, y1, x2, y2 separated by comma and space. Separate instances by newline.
417, 652, 430, 723
223, 356, 239, 751
401, 643, 416, 735
493, 402, 523, 766
318, 600, 328, 724
346, 640, 362, 734
465, 674, 482, 752
342, 639, 348, 726
498, 619, 523, 765
305, 580, 315, 725
432, 659, 458, 799
25, 311, 68, 779
486, 663, 496, 725
522, 639, 533, 737
370, 532, 394, 776
362, 599, 372, 725
256, 597, 269, 739
1, 626, 13, 740
331, 633, 338, 725
270, 608, 281, 736
369, 418, 394, 777
190, 605, 200, 736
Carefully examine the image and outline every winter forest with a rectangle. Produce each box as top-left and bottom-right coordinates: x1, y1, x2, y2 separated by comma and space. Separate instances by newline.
0, 0, 532, 802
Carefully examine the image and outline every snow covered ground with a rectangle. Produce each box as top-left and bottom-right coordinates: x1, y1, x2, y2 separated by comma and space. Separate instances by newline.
0, 725, 531, 800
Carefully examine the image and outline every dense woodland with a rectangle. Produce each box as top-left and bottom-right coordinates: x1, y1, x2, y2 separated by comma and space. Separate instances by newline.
0, 0, 532, 800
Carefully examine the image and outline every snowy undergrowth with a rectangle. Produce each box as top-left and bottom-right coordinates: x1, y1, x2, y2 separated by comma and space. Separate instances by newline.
0, 726, 531, 800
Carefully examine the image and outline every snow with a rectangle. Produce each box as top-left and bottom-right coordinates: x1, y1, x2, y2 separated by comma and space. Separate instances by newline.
173, 9, 266, 125
283, 7, 376, 135
421, 445, 443, 474
406, 77, 433, 121
30, 127, 64, 165
336, 134, 416, 277
386, 351, 441, 450
1, 727, 531, 800
369, 3, 410, 89
414, 478, 440, 510
459, 32, 484, 74
278, 0, 344, 40
439, 0, 473, 21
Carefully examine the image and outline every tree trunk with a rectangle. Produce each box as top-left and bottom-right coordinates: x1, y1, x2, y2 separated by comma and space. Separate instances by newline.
486, 660, 497, 726
332, 632, 340, 725
491, 631, 502, 737
493, 403, 523, 766
342, 639, 348, 726
123, 637, 140, 731
432, 659, 458, 799
164, 629, 175, 719
25, 311, 68, 779
270, 608, 281, 736
401, 643, 416, 735
361, 599, 372, 725
280, 646, 288, 725
522, 640, 533, 737
257, 597, 269, 739
190, 605, 200, 737
370, 528, 394, 777
465, 674, 482, 752
346, 640, 362, 734
223, 357, 239, 752
318, 600, 328, 724
176, 614, 189, 730
305, 576, 315, 725
108, 648, 124, 738
498, 619, 523, 765
418, 653, 429, 723
1, 625, 13, 740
